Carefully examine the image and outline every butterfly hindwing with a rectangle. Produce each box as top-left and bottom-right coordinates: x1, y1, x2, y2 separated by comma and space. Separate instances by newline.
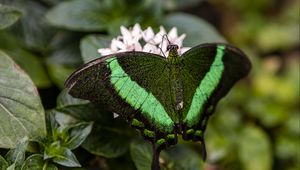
180, 44, 251, 141
65, 52, 177, 146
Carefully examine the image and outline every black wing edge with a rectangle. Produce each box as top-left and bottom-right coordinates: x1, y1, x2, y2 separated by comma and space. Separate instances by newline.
183, 42, 251, 74
223, 43, 252, 77
64, 55, 109, 91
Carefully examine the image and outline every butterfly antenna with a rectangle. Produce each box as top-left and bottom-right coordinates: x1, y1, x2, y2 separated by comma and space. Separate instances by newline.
162, 34, 171, 45
158, 43, 166, 58
143, 37, 166, 57
159, 34, 173, 57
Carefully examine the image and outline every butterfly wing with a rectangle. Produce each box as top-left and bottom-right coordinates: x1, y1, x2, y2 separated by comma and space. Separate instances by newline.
180, 43, 251, 140
65, 52, 177, 146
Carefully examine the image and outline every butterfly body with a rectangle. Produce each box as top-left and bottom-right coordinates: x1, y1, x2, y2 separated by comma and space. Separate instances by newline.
65, 43, 251, 161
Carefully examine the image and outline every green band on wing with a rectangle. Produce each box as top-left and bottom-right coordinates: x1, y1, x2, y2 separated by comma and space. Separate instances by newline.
184, 45, 225, 126
106, 58, 174, 132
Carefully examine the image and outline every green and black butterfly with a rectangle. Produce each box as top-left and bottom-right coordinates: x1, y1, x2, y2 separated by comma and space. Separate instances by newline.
65, 42, 251, 170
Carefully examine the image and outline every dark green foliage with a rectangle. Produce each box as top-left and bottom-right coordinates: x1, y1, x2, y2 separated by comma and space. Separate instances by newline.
0, 4, 21, 29
21, 154, 58, 170
55, 89, 136, 158
5, 137, 28, 169
43, 110, 92, 167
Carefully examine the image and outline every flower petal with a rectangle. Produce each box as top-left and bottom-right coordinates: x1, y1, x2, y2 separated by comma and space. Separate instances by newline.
134, 42, 142, 51
143, 43, 159, 54
153, 26, 167, 44
132, 24, 142, 38
111, 39, 126, 50
120, 26, 132, 44
173, 34, 186, 47
143, 27, 155, 42
98, 48, 114, 56
179, 47, 191, 55
113, 113, 120, 118
168, 27, 178, 42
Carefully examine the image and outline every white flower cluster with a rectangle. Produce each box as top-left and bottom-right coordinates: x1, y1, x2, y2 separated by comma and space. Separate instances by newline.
98, 24, 190, 57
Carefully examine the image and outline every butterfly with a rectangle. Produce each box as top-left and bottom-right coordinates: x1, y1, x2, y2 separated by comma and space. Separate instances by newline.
65, 43, 251, 170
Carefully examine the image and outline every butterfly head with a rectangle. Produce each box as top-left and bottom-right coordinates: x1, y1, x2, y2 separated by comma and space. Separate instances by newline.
166, 44, 179, 52
166, 44, 180, 61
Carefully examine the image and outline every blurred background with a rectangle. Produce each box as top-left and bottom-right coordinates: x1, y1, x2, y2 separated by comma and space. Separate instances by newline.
0, 0, 299, 170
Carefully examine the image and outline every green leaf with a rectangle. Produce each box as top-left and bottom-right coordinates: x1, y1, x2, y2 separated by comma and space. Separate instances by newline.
1, 0, 56, 51
106, 153, 136, 170
56, 89, 135, 157
0, 31, 51, 88
46, 64, 76, 89
63, 122, 93, 150
46, 32, 83, 89
205, 108, 242, 161
164, 13, 225, 46
5, 137, 28, 169
51, 148, 81, 168
46, 0, 106, 31
46, 0, 163, 34
56, 103, 135, 158
0, 155, 9, 169
44, 142, 81, 167
0, 51, 46, 148
56, 89, 89, 108
54, 90, 135, 157
274, 112, 299, 168
7, 163, 15, 170
82, 118, 134, 158
0, 4, 21, 29
238, 125, 272, 170
165, 145, 203, 170
46, 109, 77, 134
130, 140, 203, 170
130, 140, 153, 170
275, 133, 299, 159
7, 47, 51, 88
21, 154, 58, 170
163, 0, 204, 10
45, 110, 60, 140
16, 1, 55, 51
8, 49, 51, 88
45, 109, 92, 150
40, 0, 61, 6
257, 23, 299, 52
80, 34, 111, 63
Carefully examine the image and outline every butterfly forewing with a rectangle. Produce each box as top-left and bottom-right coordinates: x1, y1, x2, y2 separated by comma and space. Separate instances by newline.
180, 45, 217, 123
65, 52, 177, 142
180, 44, 251, 140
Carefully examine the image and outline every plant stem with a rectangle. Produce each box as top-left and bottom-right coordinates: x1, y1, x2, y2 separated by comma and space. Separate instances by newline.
151, 144, 161, 170
201, 138, 207, 161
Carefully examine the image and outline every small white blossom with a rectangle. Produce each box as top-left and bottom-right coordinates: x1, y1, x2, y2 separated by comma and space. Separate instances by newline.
98, 23, 191, 57
143, 27, 155, 42
113, 113, 119, 118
